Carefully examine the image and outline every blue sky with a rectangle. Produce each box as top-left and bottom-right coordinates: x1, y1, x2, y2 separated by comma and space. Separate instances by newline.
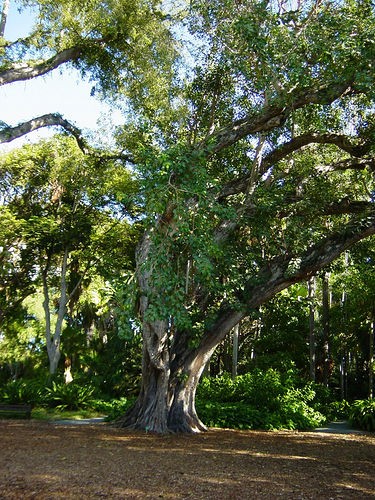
0, 2, 123, 149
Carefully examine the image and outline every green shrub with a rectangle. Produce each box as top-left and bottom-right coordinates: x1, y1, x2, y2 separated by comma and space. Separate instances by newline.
324, 400, 352, 421
197, 373, 236, 403
44, 382, 95, 410
196, 371, 326, 431
278, 387, 326, 430
197, 369, 284, 408
349, 399, 375, 432
0, 379, 44, 405
101, 397, 135, 421
196, 401, 267, 429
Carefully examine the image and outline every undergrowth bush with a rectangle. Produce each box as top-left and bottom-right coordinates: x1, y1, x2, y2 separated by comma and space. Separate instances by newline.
323, 399, 352, 421
44, 382, 96, 410
100, 397, 135, 421
0, 378, 98, 410
0, 379, 44, 405
349, 399, 375, 431
196, 370, 326, 430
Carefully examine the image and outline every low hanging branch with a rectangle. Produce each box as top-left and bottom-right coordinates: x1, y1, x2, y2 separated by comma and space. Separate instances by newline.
0, 47, 82, 86
0, 112, 135, 163
0, 113, 89, 151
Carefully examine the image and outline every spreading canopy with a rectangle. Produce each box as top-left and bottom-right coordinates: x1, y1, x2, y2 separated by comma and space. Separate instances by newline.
0, 0, 179, 147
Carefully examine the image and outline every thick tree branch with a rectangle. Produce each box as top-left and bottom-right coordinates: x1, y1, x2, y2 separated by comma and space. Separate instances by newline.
199, 212, 375, 354
218, 154, 375, 201
203, 80, 353, 154
243, 213, 375, 308
0, 46, 82, 86
316, 156, 375, 174
0, 112, 134, 162
0, 112, 90, 152
277, 199, 374, 219
263, 132, 371, 170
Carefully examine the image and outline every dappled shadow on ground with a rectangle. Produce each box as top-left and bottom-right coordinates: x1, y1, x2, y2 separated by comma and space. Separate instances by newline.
0, 421, 374, 499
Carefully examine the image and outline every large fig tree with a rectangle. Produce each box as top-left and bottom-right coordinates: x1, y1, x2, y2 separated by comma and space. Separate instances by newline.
116, 0, 375, 432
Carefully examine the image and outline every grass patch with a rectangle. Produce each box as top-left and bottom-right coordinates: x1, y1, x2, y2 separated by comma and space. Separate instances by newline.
31, 407, 106, 421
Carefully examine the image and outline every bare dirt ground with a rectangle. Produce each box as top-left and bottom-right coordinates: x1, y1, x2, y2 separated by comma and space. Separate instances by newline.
0, 420, 375, 499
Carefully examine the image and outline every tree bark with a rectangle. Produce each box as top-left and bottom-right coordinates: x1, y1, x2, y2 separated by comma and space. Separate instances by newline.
0, 113, 88, 151
0, 0, 9, 38
340, 253, 349, 400
369, 304, 374, 399
232, 323, 240, 379
321, 272, 331, 387
0, 47, 82, 86
116, 232, 214, 433
308, 277, 316, 382
117, 333, 212, 433
42, 249, 69, 375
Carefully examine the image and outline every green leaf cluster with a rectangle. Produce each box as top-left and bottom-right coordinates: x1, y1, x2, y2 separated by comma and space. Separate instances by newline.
349, 399, 375, 431
196, 370, 326, 430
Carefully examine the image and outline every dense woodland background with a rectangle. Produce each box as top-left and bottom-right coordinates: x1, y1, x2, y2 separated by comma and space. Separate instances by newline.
1, 0, 375, 432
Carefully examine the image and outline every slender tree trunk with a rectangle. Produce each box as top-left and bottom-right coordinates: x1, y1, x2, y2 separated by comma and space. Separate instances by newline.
42, 254, 58, 375
42, 249, 69, 375
369, 305, 374, 399
308, 277, 316, 382
0, 0, 9, 38
340, 253, 349, 399
232, 322, 240, 379
321, 272, 331, 386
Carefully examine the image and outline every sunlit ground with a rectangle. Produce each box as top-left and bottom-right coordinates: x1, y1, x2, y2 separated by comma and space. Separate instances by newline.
1, 421, 374, 498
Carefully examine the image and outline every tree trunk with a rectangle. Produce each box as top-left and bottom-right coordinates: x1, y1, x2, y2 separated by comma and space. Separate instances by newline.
43, 249, 69, 375
340, 254, 348, 399
232, 322, 240, 379
321, 272, 331, 386
0, 0, 9, 38
116, 232, 223, 433
117, 336, 212, 433
308, 277, 316, 382
369, 305, 374, 399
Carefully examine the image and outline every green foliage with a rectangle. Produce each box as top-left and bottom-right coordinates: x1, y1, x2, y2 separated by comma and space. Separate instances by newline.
196, 401, 268, 430
349, 399, 375, 432
3, 0, 178, 116
96, 397, 135, 421
324, 400, 352, 422
278, 386, 325, 430
196, 371, 326, 430
0, 379, 43, 405
0, 135, 139, 378
0, 378, 99, 410
0, 376, 136, 418
44, 381, 96, 410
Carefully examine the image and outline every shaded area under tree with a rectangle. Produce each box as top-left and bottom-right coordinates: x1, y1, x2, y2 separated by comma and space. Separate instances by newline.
0, 420, 374, 499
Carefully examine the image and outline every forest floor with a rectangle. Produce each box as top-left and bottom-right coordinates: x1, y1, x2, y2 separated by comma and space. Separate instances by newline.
0, 419, 375, 499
